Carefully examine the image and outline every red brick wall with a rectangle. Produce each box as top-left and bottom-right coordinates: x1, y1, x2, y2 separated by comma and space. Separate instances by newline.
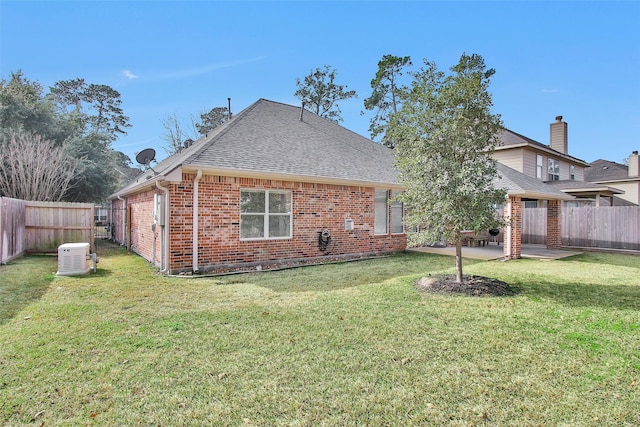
113, 174, 406, 273
504, 196, 522, 259
111, 198, 126, 245
546, 199, 562, 249
120, 190, 162, 267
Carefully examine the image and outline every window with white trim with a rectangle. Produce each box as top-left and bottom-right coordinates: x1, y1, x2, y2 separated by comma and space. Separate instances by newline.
391, 192, 404, 234
548, 158, 560, 181
570, 165, 575, 180
240, 189, 291, 240
374, 190, 388, 235
536, 154, 544, 180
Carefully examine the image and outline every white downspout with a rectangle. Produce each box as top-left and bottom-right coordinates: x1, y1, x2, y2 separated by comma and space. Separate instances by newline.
156, 181, 170, 273
116, 194, 128, 248
505, 197, 512, 259
192, 170, 202, 273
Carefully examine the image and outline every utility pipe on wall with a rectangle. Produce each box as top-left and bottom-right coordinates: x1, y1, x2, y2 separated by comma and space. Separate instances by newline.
156, 181, 170, 273
505, 197, 512, 260
116, 194, 128, 249
192, 170, 202, 273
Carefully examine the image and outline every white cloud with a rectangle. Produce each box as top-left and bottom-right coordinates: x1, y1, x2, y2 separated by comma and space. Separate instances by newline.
123, 70, 139, 80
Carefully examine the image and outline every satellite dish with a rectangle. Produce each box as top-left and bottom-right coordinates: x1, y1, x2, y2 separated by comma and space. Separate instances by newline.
135, 148, 156, 166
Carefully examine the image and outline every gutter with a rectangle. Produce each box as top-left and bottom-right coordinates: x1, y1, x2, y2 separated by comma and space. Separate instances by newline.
116, 194, 128, 249
155, 180, 170, 273
192, 170, 202, 273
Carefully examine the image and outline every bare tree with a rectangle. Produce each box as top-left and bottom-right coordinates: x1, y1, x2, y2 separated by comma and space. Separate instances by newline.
0, 130, 78, 201
160, 113, 199, 155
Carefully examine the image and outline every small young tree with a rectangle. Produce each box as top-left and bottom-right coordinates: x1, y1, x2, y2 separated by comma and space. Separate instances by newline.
363, 54, 412, 146
294, 65, 357, 123
0, 130, 78, 201
388, 53, 506, 283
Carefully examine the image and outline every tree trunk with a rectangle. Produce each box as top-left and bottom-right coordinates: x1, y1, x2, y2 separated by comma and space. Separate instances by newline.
455, 239, 464, 283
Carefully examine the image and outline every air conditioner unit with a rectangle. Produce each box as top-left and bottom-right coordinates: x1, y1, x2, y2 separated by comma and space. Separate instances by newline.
56, 243, 98, 276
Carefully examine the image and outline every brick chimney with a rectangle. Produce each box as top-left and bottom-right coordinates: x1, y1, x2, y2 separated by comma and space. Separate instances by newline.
629, 151, 640, 177
550, 116, 568, 154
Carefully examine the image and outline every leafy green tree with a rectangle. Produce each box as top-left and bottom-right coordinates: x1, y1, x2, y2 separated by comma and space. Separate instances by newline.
294, 65, 357, 123
50, 79, 131, 141
0, 71, 60, 142
196, 106, 229, 135
388, 53, 506, 283
63, 132, 121, 202
363, 55, 412, 146
112, 150, 142, 185
1, 71, 134, 202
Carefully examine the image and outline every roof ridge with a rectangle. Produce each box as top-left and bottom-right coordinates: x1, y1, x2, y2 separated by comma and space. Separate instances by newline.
185, 99, 265, 165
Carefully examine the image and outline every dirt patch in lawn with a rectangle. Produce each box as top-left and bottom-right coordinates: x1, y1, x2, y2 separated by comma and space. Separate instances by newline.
415, 274, 515, 297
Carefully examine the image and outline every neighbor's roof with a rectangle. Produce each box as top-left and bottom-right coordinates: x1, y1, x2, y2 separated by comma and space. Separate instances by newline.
493, 163, 574, 200
542, 179, 624, 196
495, 129, 589, 167
585, 159, 630, 182
112, 99, 399, 197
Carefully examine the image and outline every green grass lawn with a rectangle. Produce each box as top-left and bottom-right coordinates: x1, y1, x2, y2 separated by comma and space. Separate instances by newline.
1, 245, 639, 426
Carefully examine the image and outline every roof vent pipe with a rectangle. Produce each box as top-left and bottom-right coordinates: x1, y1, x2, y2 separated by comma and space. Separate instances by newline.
228, 98, 232, 120
299, 102, 305, 121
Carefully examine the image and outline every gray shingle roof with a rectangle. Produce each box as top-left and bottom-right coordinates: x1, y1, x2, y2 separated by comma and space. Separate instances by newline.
493, 163, 574, 200
187, 99, 397, 184
496, 129, 588, 166
542, 179, 623, 194
114, 99, 398, 196
585, 159, 629, 181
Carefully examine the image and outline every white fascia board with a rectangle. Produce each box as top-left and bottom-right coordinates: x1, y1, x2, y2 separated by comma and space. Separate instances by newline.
182, 165, 405, 190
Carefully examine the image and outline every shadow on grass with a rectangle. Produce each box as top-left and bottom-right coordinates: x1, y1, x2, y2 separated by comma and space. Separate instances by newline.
523, 280, 640, 311
220, 251, 482, 293
0, 256, 55, 325
558, 251, 640, 269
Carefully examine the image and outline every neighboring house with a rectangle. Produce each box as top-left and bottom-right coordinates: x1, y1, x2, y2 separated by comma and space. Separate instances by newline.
493, 116, 623, 206
493, 162, 574, 259
584, 152, 640, 206
109, 99, 406, 274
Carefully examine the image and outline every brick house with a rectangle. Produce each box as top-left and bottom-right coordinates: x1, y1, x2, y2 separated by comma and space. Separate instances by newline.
109, 99, 406, 274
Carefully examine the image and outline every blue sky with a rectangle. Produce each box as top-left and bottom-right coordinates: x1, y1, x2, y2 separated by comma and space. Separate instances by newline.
1, 1, 639, 165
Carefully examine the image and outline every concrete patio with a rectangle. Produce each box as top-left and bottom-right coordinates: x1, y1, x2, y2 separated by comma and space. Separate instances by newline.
409, 243, 582, 261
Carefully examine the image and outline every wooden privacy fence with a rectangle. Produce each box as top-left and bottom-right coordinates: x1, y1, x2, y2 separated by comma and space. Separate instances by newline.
0, 197, 94, 263
522, 206, 640, 251
0, 197, 26, 264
